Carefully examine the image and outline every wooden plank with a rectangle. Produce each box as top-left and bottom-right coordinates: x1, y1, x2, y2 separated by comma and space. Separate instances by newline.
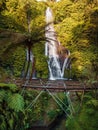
13, 78, 98, 92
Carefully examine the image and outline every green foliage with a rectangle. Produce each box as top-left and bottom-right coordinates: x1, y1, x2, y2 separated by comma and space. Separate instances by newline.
12, 47, 25, 77
0, 0, 47, 79
0, 83, 25, 130
66, 92, 98, 130
33, 43, 48, 78
0, 83, 18, 92
0, 83, 55, 130
0, 89, 6, 102
47, 110, 57, 119
51, 0, 97, 79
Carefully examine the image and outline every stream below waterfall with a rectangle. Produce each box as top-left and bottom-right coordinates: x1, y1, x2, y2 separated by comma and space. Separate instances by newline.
28, 115, 66, 130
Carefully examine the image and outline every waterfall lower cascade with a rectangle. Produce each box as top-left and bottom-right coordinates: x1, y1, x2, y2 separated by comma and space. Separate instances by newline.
45, 7, 71, 80
26, 49, 36, 79
21, 49, 36, 79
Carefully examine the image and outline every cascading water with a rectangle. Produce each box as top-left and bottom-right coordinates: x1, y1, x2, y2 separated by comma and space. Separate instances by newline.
26, 49, 34, 79
45, 7, 71, 80
21, 49, 36, 79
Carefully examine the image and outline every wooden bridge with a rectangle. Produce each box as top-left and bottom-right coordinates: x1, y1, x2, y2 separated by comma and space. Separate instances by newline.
14, 79, 98, 92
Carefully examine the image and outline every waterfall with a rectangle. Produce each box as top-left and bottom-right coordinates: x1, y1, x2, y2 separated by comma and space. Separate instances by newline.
26, 49, 33, 62
26, 49, 37, 79
45, 7, 71, 80
21, 49, 36, 79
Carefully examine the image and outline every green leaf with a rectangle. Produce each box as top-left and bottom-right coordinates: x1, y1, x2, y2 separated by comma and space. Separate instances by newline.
7, 93, 24, 112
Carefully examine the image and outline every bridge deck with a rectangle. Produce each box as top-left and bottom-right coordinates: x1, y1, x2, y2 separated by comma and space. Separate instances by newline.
16, 79, 98, 92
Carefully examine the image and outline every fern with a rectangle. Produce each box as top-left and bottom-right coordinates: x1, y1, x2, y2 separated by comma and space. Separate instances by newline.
7, 94, 24, 112
0, 83, 18, 92
0, 90, 6, 102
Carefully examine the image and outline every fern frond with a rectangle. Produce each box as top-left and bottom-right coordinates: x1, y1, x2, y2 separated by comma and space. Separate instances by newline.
0, 90, 6, 102
7, 94, 24, 112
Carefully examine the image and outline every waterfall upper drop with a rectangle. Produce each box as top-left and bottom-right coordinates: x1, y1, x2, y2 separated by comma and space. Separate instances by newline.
45, 7, 71, 80
46, 7, 54, 24
45, 7, 58, 58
